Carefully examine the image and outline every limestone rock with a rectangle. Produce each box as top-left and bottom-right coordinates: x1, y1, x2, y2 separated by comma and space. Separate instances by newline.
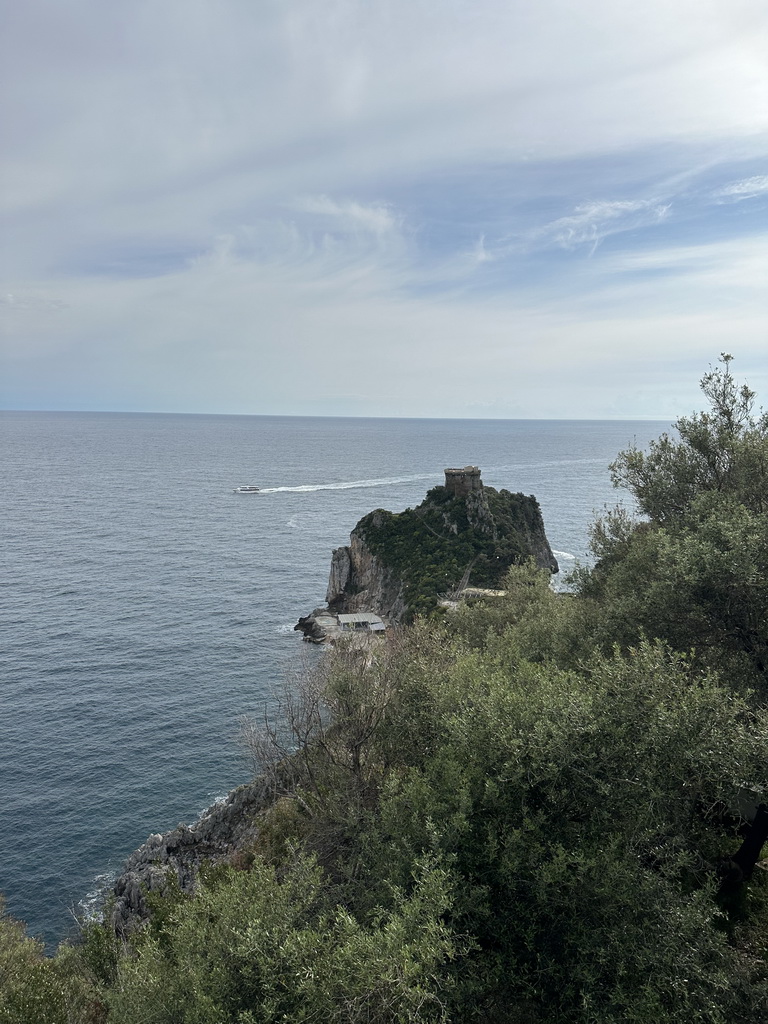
326, 525, 408, 625
108, 777, 275, 937
326, 546, 352, 600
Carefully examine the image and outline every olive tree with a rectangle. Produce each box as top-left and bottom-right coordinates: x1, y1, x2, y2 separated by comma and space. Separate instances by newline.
579, 357, 768, 684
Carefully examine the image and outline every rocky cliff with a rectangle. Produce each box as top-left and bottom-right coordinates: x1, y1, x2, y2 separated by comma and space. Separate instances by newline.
325, 517, 409, 623
318, 468, 557, 624
109, 777, 277, 937
109, 468, 556, 933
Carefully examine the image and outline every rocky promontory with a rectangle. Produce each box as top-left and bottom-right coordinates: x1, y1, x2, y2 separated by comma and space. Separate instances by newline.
297, 466, 557, 638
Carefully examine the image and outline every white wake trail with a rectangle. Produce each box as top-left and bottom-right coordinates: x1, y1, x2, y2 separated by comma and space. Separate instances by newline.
259, 474, 436, 494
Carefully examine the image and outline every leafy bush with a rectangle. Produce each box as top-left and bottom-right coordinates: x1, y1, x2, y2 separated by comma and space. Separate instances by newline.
354, 638, 768, 1022
579, 355, 768, 688
0, 897, 104, 1024
105, 855, 462, 1024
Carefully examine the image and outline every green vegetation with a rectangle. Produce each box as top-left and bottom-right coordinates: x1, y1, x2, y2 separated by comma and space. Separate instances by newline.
358, 485, 551, 618
575, 353, 768, 690
0, 896, 103, 1023
3, 356, 768, 1022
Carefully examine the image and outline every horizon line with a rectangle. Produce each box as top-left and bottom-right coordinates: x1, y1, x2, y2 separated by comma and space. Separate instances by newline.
0, 407, 672, 424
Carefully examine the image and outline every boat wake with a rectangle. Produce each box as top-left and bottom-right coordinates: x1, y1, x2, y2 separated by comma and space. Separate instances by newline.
552, 550, 576, 560
259, 474, 436, 494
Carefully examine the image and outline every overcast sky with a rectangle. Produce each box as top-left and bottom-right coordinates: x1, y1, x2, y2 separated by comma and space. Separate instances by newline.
1, 0, 766, 418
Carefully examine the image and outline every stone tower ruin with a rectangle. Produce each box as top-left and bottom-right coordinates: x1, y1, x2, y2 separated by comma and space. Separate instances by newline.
444, 465, 482, 497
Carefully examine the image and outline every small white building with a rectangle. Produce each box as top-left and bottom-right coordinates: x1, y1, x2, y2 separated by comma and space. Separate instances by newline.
337, 613, 386, 633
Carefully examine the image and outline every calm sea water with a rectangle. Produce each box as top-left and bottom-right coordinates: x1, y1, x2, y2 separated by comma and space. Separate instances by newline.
0, 412, 664, 947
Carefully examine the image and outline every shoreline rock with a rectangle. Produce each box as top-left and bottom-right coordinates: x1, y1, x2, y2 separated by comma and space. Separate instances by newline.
109, 776, 277, 937
294, 607, 343, 643
294, 607, 388, 644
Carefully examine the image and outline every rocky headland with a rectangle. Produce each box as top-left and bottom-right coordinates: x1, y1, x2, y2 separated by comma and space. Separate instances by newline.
109, 778, 276, 936
296, 466, 557, 639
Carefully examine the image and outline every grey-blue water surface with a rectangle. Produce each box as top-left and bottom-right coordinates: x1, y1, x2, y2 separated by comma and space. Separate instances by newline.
0, 411, 665, 947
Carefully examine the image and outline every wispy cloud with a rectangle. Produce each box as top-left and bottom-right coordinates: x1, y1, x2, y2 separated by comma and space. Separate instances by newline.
468, 235, 494, 265
529, 199, 672, 255
1, 0, 767, 416
0, 292, 68, 313
292, 196, 400, 236
714, 174, 768, 201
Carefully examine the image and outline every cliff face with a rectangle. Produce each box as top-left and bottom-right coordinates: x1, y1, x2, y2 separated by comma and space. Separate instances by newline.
323, 471, 558, 624
493, 491, 560, 575
326, 515, 409, 624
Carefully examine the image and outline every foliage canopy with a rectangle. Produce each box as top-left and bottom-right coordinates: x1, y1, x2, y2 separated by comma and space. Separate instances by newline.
579, 355, 768, 685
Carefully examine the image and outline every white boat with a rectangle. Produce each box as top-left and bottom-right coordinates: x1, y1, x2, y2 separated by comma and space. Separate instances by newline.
233, 485, 260, 493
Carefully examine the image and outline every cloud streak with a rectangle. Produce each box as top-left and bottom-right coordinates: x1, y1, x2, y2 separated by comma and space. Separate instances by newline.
528, 199, 672, 255
715, 174, 768, 200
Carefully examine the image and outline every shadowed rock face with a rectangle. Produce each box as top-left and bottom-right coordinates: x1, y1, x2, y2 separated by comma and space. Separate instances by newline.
326, 524, 408, 625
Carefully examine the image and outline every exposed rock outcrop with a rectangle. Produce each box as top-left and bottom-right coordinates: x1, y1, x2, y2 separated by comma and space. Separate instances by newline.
294, 608, 341, 643
109, 777, 276, 937
326, 517, 409, 624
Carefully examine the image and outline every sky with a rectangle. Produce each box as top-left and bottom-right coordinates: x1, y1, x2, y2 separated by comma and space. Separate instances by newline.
1, 0, 767, 419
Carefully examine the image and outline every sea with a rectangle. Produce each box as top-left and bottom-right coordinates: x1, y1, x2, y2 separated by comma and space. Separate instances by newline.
0, 411, 665, 948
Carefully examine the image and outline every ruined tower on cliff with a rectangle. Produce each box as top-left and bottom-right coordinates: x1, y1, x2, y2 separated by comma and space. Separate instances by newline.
444, 465, 483, 497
